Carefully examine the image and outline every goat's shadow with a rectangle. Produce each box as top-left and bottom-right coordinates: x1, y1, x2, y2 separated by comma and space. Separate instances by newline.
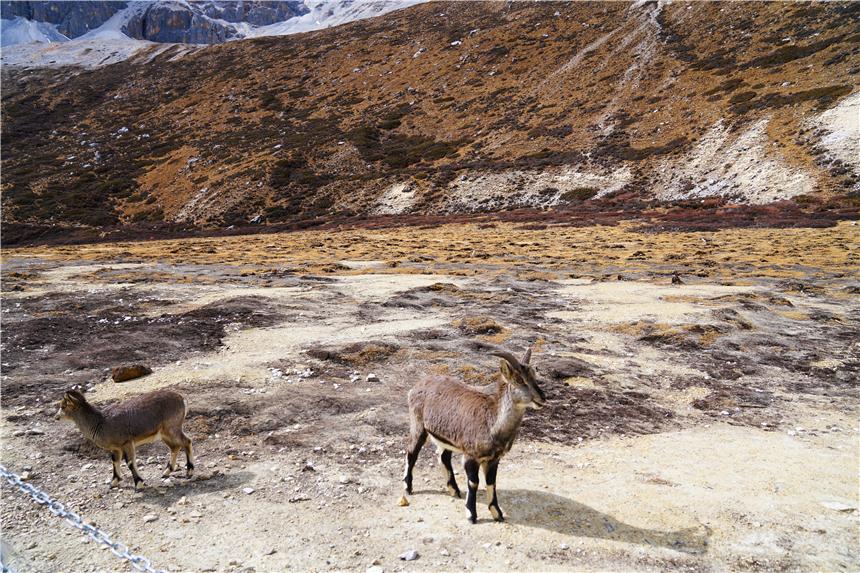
502, 489, 709, 555
111, 470, 254, 507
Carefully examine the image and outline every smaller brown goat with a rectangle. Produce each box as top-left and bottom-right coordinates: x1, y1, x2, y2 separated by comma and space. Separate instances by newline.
404, 345, 546, 523
57, 389, 194, 489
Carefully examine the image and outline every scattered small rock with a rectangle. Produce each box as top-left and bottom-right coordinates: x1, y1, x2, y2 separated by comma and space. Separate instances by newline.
143, 514, 158, 523
366, 567, 384, 573
820, 501, 856, 512
242, 487, 255, 495
399, 549, 419, 561
398, 496, 410, 507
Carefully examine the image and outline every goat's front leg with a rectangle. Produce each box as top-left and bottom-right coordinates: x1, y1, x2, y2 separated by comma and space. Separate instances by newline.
122, 443, 145, 490
464, 457, 480, 524
110, 451, 122, 488
403, 429, 427, 494
485, 459, 504, 522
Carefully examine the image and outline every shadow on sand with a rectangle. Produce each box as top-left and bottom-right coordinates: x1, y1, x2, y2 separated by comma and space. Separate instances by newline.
503, 489, 709, 554
123, 470, 254, 507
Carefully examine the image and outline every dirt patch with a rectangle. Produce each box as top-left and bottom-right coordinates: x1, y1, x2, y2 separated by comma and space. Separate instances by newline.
0, 291, 285, 408
306, 341, 400, 366
522, 378, 677, 443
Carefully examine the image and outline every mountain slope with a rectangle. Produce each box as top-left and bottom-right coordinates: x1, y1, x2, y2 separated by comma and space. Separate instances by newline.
1, 1, 858, 241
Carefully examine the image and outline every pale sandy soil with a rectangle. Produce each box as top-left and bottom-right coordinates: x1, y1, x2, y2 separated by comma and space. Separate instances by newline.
1, 223, 858, 572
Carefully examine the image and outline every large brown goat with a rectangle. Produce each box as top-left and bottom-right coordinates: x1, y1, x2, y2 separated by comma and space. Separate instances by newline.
404, 346, 546, 523
57, 389, 194, 489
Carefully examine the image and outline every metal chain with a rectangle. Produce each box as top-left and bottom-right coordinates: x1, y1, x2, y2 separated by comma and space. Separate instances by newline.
0, 464, 169, 573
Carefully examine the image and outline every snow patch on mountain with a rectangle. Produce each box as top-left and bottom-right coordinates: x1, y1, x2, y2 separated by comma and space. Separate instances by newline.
809, 91, 860, 172
1, 1, 424, 69
1, 16, 68, 46
247, 0, 423, 37
655, 118, 814, 204
444, 166, 632, 213
375, 182, 417, 215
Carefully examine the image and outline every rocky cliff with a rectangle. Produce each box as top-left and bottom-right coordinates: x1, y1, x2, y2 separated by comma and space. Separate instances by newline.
0, 1, 126, 38
1, 1, 308, 45
1, 1, 858, 243
123, 1, 308, 44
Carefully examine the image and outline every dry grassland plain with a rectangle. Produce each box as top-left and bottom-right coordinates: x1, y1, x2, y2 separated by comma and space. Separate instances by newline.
1, 221, 858, 572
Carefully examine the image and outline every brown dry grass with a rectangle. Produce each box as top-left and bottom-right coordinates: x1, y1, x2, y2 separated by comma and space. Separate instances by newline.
3, 221, 857, 283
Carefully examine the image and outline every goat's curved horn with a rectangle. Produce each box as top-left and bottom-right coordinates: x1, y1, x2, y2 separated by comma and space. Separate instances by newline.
521, 345, 532, 365
489, 350, 521, 369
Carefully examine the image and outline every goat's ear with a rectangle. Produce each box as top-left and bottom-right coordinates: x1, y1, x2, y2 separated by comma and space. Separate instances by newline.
499, 360, 519, 384
521, 346, 532, 365
66, 390, 85, 404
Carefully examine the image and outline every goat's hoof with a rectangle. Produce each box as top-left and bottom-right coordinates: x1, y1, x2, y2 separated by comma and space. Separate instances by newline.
186, 470, 194, 479
161, 469, 173, 478
134, 481, 146, 491
468, 515, 477, 524
110, 481, 120, 489
490, 506, 504, 522
446, 485, 461, 498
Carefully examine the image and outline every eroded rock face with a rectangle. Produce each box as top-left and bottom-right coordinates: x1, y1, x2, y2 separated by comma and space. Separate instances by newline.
0, 1, 308, 44
0, 1, 127, 38
123, 1, 307, 44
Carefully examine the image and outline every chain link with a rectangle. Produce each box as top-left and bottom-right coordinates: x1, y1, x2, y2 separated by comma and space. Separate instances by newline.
0, 464, 170, 573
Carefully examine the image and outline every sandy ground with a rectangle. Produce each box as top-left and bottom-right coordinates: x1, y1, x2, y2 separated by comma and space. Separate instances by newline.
1, 222, 858, 572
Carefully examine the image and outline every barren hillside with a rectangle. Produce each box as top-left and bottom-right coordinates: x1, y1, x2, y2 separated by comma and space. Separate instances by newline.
2, 1, 859, 242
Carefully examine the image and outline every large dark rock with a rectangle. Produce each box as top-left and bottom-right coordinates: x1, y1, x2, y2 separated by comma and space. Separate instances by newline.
123, 1, 308, 44
112, 364, 152, 383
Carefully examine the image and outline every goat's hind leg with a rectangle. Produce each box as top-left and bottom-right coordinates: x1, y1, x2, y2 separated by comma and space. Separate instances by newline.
161, 429, 178, 477
182, 432, 195, 478
439, 449, 461, 498
403, 426, 427, 494
162, 444, 180, 478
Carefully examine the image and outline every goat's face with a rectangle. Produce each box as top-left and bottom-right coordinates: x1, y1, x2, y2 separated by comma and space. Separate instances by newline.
500, 360, 547, 410
56, 390, 85, 421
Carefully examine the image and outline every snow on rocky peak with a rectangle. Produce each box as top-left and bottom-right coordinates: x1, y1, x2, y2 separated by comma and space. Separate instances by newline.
0, 1, 424, 69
